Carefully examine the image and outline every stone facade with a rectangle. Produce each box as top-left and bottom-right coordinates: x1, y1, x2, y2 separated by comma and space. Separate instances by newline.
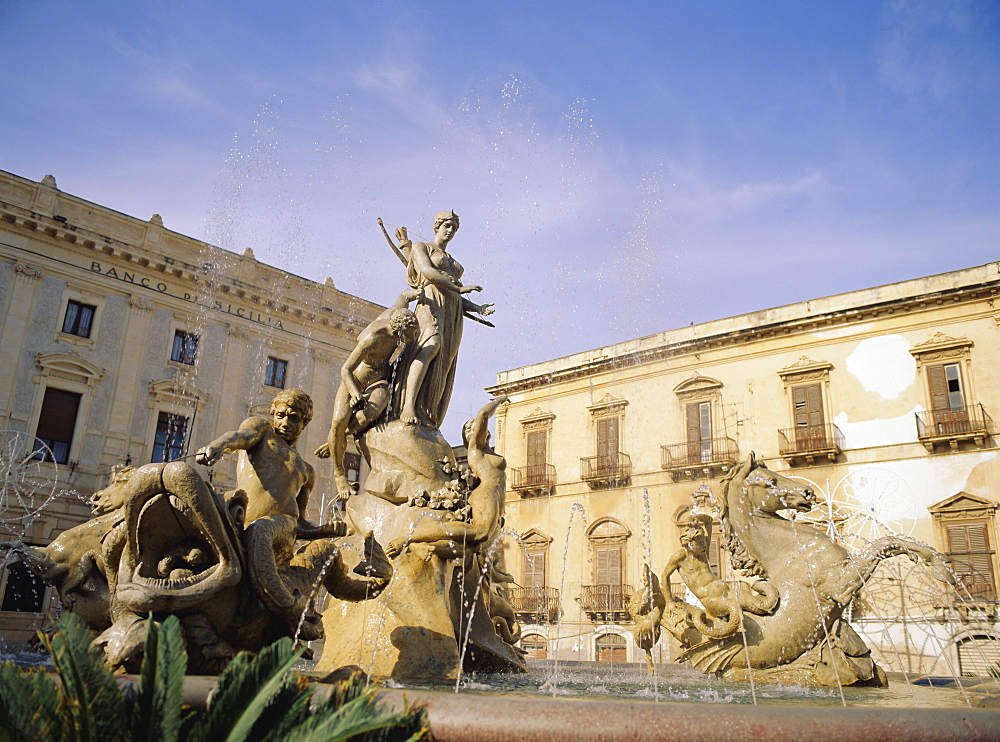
490, 261, 1000, 676
0, 169, 382, 647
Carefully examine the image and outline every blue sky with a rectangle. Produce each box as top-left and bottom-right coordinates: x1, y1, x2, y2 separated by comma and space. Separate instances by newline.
3, 1, 999, 439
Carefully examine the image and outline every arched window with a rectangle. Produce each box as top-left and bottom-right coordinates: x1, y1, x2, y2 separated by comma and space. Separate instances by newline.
956, 633, 1000, 677
595, 633, 626, 663
521, 634, 547, 660
582, 519, 631, 620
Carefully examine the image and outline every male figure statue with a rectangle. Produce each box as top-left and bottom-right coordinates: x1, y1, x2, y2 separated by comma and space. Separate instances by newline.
197, 388, 338, 537
315, 289, 419, 498
662, 514, 741, 638
196, 389, 346, 631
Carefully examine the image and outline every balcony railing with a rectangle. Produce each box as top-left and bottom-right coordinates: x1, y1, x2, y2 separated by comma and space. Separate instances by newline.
580, 453, 631, 489
507, 586, 561, 622
510, 464, 557, 496
660, 436, 739, 479
778, 423, 844, 464
579, 583, 634, 620
915, 404, 993, 451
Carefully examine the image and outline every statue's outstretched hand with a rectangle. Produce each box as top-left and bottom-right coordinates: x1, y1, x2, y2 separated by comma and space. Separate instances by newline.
195, 445, 222, 467
478, 303, 495, 316
395, 226, 409, 243
458, 284, 482, 294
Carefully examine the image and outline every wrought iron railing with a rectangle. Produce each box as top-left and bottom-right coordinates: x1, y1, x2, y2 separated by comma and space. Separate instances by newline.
507, 586, 561, 621
778, 423, 844, 456
580, 583, 634, 616
661, 436, 739, 469
510, 464, 557, 491
579, 453, 631, 484
915, 404, 993, 440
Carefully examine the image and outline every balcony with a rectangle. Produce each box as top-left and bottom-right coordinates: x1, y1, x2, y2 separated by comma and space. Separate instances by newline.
778, 423, 844, 465
579, 583, 634, 621
510, 464, 556, 497
507, 586, 561, 623
660, 436, 739, 480
916, 404, 993, 452
580, 453, 631, 489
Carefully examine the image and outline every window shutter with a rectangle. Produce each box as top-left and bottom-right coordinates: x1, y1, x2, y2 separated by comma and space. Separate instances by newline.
946, 522, 996, 601
597, 417, 619, 459
524, 550, 546, 588
686, 403, 702, 443
927, 365, 950, 412
526, 430, 547, 469
793, 383, 824, 427
35, 388, 81, 443
595, 544, 622, 586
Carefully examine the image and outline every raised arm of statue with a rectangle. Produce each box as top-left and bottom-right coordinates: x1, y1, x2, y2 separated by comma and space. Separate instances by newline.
196, 417, 268, 466
464, 395, 509, 461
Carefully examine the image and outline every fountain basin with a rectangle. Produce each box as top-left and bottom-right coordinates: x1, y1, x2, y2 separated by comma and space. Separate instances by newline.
113, 664, 1000, 741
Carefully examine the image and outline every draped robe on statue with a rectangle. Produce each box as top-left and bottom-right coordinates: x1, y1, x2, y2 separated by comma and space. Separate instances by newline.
393, 242, 465, 428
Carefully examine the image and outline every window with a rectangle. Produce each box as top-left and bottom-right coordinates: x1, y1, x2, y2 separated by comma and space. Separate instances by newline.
265, 357, 288, 388
524, 549, 546, 590
791, 382, 826, 448
151, 412, 188, 463
946, 522, 996, 601
685, 401, 713, 463
1, 559, 47, 612
582, 395, 629, 487
582, 519, 630, 616
707, 532, 726, 580
927, 363, 970, 433
61, 300, 96, 338
957, 634, 1000, 677
515, 410, 555, 495
595, 633, 627, 663
33, 387, 81, 464
596, 416, 619, 475
344, 452, 361, 485
594, 542, 623, 588
521, 634, 547, 660
525, 429, 548, 485
170, 330, 199, 365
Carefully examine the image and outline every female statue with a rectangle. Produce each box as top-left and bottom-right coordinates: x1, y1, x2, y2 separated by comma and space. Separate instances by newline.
393, 211, 493, 427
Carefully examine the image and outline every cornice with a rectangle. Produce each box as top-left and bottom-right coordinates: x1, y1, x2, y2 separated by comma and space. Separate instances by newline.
520, 408, 556, 427
909, 332, 973, 359
777, 356, 833, 384
587, 393, 628, 415
0, 196, 383, 333
489, 280, 1000, 395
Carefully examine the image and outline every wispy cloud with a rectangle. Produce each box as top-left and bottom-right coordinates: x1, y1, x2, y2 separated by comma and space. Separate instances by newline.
669, 169, 828, 218
876, 0, 981, 100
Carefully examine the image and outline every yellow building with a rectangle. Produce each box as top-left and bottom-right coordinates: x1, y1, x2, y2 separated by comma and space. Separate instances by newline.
0, 169, 382, 646
490, 262, 1000, 676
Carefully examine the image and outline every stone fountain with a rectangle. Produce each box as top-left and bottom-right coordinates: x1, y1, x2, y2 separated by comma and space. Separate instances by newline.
6, 209, 524, 679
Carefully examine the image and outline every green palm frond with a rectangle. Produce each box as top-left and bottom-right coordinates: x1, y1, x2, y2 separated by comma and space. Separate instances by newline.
2, 619, 429, 742
0, 662, 61, 741
281, 689, 428, 742
250, 675, 313, 740
186, 637, 303, 742
130, 616, 186, 742
43, 612, 128, 742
